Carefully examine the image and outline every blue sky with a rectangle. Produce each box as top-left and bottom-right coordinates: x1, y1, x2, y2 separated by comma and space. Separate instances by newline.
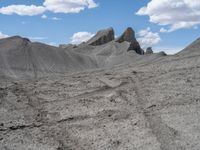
0, 0, 200, 54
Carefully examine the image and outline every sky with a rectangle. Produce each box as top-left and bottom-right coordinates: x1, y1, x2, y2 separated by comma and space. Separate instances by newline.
0, 0, 200, 54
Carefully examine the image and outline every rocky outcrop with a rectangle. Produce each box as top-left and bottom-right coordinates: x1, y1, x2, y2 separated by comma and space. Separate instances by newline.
87, 27, 115, 46
116, 27, 144, 55
117, 27, 136, 43
146, 47, 153, 54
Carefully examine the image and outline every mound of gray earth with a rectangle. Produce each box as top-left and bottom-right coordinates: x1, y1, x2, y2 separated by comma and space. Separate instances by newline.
177, 37, 200, 56
0, 36, 97, 79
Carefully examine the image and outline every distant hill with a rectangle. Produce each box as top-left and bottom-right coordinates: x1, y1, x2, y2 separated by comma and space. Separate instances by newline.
178, 38, 200, 56
0, 36, 96, 79
0, 27, 167, 79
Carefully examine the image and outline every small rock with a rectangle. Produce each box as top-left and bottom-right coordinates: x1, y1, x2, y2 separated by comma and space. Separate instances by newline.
146, 47, 153, 54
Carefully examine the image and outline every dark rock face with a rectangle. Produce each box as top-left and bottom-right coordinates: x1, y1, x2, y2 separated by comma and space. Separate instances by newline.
87, 27, 115, 46
146, 47, 153, 54
128, 40, 144, 55
116, 27, 144, 55
117, 27, 136, 43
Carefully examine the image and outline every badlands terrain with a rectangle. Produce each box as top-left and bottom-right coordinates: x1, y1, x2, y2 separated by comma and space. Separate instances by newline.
0, 27, 200, 150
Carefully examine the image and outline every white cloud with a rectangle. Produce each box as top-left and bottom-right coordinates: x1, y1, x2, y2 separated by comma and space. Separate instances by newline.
136, 0, 200, 32
0, 32, 9, 39
137, 27, 161, 48
41, 14, 61, 20
0, 0, 98, 16
160, 28, 168, 33
41, 14, 48, 19
70, 31, 94, 44
0, 5, 46, 16
44, 0, 98, 13
51, 17, 61, 20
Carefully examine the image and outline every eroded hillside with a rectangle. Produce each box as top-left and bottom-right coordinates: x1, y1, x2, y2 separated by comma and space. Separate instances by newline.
1, 49, 200, 149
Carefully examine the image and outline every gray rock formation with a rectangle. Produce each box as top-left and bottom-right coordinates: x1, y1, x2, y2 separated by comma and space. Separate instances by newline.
116, 27, 136, 43
87, 27, 114, 46
116, 27, 144, 55
146, 47, 153, 54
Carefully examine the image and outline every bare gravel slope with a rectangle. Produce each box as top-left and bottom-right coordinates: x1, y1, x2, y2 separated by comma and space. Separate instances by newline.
0, 41, 200, 149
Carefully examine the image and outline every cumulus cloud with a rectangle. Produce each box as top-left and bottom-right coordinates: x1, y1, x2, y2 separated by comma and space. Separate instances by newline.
44, 0, 98, 13
137, 28, 161, 48
0, 5, 46, 16
70, 32, 94, 44
0, 32, 9, 39
0, 0, 98, 16
160, 28, 168, 33
136, 0, 200, 32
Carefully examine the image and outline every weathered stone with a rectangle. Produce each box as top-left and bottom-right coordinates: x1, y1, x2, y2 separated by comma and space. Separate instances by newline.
87, 27, 114, 46
116, 27, 144, 55
117, 27, 136, 43
146, 47, 153, 54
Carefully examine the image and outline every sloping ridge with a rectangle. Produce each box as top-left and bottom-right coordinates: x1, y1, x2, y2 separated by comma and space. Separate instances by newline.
0, 36, 96, 79
178, 38, 200, 56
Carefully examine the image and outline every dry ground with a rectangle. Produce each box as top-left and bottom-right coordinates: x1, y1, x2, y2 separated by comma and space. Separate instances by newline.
0, 52, 200, 150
